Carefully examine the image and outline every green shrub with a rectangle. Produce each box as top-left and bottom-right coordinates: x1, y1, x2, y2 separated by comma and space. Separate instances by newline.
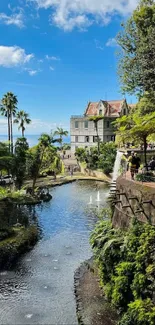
119, 299, 155, 325
90, 217, 155, 324
136, 172, 155, 182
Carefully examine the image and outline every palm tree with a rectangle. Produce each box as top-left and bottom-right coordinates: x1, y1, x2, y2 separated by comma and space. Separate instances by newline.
14, 110, 31, 137
89, 116, 103, 154
54, 127, 68, 149
0, 92, 18, 153
39, 133, 52, 149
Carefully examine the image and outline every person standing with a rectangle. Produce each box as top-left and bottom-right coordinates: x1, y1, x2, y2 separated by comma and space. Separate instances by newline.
149, 156, 155, 170
135, 153, 141, 174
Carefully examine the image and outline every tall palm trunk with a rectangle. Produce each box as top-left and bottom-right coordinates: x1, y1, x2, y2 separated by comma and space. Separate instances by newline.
7, 114, 11, 153
10, 113, 13, 154
22, 127, 24, 137
60, 136, 63, 150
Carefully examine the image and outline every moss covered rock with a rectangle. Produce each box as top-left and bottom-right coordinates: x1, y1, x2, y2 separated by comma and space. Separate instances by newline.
0, 225, 38, 269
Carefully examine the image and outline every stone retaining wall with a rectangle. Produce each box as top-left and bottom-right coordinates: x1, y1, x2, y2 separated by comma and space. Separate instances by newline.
112, 177, 155, 229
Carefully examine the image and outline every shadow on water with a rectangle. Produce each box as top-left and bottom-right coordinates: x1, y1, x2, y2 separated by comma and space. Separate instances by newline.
0, 181, 109, 325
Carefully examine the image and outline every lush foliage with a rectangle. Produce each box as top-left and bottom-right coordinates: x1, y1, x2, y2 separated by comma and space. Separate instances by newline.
136, 172, 155, 182
14, 110, 31, 137
54, 127, 68, 148
75, 142, 117, 174
90, 218, 155, 325
117, 0, 155, 96
114, 107, 155, 167
116, 0, 155, 167
0, 92, 18, 153
13, 137, 29, 188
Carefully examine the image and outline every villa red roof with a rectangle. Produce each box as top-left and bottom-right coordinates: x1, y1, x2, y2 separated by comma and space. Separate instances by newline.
85, 102, 98, 116
85, 99, 125, 117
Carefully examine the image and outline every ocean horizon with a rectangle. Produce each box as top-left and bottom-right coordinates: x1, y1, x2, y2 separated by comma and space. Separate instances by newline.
0, 135, 71, 148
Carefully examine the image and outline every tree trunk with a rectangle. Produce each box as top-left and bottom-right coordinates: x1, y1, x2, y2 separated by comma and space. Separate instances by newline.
143, 136, 148, 171
60, 136, 62, 150
8, 115, 11, 153
10, 114, 13, 154
22, 127, 24, 137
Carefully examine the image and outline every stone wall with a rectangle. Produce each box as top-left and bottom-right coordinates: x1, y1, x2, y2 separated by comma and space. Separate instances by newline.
112, 177, 155, 229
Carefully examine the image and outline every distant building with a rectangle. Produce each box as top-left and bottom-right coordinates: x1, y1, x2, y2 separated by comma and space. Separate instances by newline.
70, 99, 130, 153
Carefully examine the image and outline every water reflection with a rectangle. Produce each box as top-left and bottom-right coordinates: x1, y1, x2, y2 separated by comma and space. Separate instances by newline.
0, 181, 109, 325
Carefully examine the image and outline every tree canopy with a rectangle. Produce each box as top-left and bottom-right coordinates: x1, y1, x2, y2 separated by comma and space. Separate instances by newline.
117, 0, 155, 97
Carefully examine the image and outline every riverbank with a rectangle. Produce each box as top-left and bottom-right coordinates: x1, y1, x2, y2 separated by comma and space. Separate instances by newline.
0, 225, 38, 269
24, 173, 111, 190
74, 258, 118, 325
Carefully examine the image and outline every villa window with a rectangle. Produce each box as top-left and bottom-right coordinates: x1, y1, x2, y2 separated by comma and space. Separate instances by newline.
93, 136, 98, 142
75, 121, 79, 129
85, 136, 89, 143
99, 109, 102, 115
123, 108, 126, 115
107, 121, 110, 128
84, 120, 88, 129
75, 135, 78, 142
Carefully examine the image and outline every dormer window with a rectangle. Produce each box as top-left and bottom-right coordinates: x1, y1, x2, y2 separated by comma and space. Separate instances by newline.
99, 109, 102, 115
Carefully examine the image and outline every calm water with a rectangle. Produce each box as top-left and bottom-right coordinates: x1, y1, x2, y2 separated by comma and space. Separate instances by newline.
0, 181, 109, 325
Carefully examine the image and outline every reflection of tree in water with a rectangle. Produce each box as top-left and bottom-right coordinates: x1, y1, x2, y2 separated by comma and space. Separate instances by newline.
77, 180, 107, 190
0, 200, 39, 230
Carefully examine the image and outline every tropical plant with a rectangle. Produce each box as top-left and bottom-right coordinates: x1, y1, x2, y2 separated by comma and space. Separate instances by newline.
14, 137, 29, 189
75, 147, 87, 162
0, 142, 10, 157
76, 142, 116, 174
91, 217, 155, 325
14, 110, 31, 137
89, 116, 103, 154
62, 143, 71, 151
114, 109, 155, 169
119, 299, 155, 325
0, 92, 18, 153
117, 0, 155, 96
27, 146, 42, 195
54, 127, 68, 149
38, 133, 52, 148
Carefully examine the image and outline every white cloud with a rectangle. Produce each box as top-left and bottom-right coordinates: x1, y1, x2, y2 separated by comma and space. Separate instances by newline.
30, 0, 138, 31
45, 54, 60, 61
106, 37, 118, 47
24, 68, 39, 76
95, 39, 104, 51
0, 46, 34, 68
28, 69, 38, 76
0, 9, 24, 28
49, 66, 54, 71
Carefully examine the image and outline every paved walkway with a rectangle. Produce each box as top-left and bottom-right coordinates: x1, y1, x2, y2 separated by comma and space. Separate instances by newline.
61, 152, 79, 172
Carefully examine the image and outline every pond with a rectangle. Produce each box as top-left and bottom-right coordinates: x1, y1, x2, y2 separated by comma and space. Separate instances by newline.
0, 181, 109, 325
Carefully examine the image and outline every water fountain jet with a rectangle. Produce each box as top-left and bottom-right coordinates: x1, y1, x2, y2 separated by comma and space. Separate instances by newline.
96, 191, 101, 202
88, 195, 93, 205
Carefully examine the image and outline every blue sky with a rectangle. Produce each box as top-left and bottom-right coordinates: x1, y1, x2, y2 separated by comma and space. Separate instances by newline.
0, 0, 138, 135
